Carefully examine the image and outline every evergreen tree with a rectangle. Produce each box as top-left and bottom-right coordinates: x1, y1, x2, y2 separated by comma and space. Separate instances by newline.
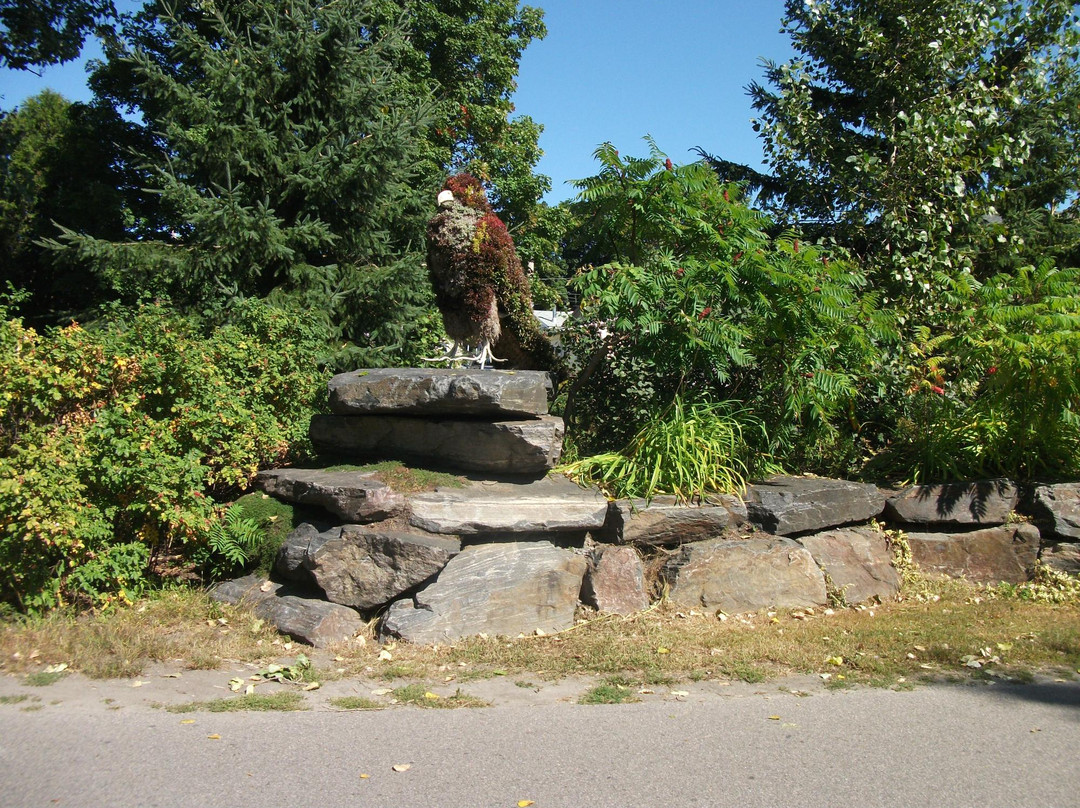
52, 0, 438, 362
0, 90, 130, 321
747, 0, 1080, 293
0, 0, 114, 70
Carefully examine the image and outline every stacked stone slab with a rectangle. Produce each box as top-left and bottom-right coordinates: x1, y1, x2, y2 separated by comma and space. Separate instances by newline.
214, 368, 607, 646
213, 366, 1078, 646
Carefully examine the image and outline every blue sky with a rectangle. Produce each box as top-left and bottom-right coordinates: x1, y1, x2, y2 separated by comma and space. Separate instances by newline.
0, 0, 794, 203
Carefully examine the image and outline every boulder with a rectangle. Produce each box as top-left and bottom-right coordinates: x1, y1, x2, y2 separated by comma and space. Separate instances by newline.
580, 545, 650, 615
209, 573, 362, 647
904, 523, 1040, 584
309, 414, 565, 474
662, 536, 827, 612
252, 596, 363, 648
276, 523, 459, 609
1027, 483, 1080, 540
1039, 542, 1080, 576
743, 476, 885, 536
276, 523, 340, 582
406, 475, 608, 535
604, 495, 748, 547
797, 526, 899, 604
327, 367, 552, 417
381, 542, 587, 644
884, 479, 1017, 527
254, 468, 405, 522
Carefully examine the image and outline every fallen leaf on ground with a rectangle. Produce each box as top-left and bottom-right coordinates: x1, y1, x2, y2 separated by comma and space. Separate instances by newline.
392, 764, 411, 772
371, 688, 392, 696
669, 690, 689, 698
180, 719, 196, 725
423, 692, 439, 700
162, 673, 181, 679
303, 682, 321, 691
379, 650, 393, 661
359, 774, 370, 779
518, 801, 535, 807
207, 734, 221, 740
44, 663, 68, 674
656, 647, 670, 654
768, 715, 781, 721
130, 681, 146, 688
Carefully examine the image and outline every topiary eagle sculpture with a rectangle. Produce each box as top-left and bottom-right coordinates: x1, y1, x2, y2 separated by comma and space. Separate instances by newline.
424, 174, 558, 371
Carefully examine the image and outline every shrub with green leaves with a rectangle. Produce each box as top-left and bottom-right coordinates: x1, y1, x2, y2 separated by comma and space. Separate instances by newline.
875, 260, 1080, 482
0, 299, 328, 611
561, 140, 895, 471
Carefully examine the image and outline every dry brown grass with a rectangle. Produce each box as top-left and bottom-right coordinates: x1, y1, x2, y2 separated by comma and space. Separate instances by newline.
0, 588, 280, 678
1, 578, 1078, 687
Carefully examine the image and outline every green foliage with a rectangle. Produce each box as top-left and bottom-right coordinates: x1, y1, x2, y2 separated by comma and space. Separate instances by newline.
559, 398, 774, 503
874, 261, 1080, 482
56, 0, 439, 364
0, 91, 129, 322
229, 492, 296, 575
750, 0, 1080, 294
0, 299, 328, 611
0, 0, 114, 70
990, 562, 1080, 605
562, 140, 895, 469
204, 503, 261, 578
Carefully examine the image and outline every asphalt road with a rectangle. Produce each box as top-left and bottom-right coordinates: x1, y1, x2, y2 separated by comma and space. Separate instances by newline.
2, 679, 1078, 808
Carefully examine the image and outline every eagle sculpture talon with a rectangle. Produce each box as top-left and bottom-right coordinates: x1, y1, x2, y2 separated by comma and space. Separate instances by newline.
422, 339, 507, 369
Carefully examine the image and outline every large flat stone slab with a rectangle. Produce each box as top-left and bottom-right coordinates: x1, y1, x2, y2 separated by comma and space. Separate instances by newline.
277, 524, 460, 609
605, 495, 748, 547
797, 526, 899, 604
406, 475, 608, 535
1027, 483, 1080, 540
254, 468, 405, 522
327, 368, 552, 417
309, 414, 564, 474
662, 536, 827, 612
884, 480, 1018, 527
905, 523, 1040, 584
209, 573, 363, 647
381, 542, 587, 644
744, 476, 885, 536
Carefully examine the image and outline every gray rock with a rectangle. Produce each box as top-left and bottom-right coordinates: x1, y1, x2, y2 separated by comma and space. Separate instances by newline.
605, 495, 748, 547
905, 523, 1040, 584
580, 545, 650, 615
662, 536, 827, 612
209, 573, 362, 647
251, 596, 363, 648
1027, 483, 1080, 540
276, 523, 342, 582
381, 542, 587, 644
1039, 542, 1080, 576
255, 468, 405, 522
407, 475, 608, 535
209, 573, 283, 605
310, 414, 565, 474
797, 526, 899, 604
884, 479, 1018, 526
744, 476, 885, 536
305, 526, 460, 610
328, 367, 552, 417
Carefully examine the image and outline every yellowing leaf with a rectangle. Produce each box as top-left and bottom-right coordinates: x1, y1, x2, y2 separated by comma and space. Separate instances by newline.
378, 650, 393, 661
423, 692, 439, 700
245, 684, 255, 696
826, 656, 844, 666
228, 677, 244, 692
768, 715, 781, 721
359, 774, 370, 779
207, 734, 221, 740
180, 719, 196, 725
656, 647, 670, 654
518, 801, 535, 807
303, 682, 321, 692
392, 764, 411, 772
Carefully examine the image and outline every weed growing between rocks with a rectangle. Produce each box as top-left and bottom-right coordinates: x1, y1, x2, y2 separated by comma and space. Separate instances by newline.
578, 681, 641, 705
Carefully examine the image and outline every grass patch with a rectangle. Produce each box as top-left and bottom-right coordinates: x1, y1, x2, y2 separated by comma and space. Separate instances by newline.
391, 683, 489, 708
0, 694, 29, 704
322, 461, 466, 493
0, 589, 281, 679
579, 682, 640, 705
23, 670, 67, 686
165, 691, 308, 713
329, 696, 384, 710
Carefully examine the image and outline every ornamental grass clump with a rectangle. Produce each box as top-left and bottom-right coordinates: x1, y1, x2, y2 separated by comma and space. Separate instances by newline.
560, 398, 771, 503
